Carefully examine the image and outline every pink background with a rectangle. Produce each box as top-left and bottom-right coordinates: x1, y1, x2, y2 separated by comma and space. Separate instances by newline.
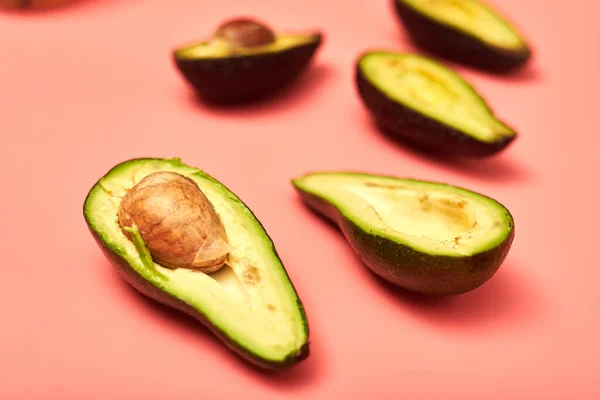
1, 0, 598, 398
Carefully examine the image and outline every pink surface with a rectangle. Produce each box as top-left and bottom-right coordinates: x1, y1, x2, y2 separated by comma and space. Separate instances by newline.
0, 0, 598, 398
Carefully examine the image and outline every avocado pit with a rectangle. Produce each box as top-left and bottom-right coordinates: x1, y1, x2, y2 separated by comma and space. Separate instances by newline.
117, 171, 230, 273
213, 18, 276, 49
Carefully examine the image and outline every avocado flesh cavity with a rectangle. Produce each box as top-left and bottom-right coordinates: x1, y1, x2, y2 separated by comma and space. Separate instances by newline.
402, 0, 525, 50
296, 173, 510, 255
84, 158, 308, 369
175, 33, 319, 60
356, 52, 516, 157
342, 184, 500, 255
293, 172, 514, 295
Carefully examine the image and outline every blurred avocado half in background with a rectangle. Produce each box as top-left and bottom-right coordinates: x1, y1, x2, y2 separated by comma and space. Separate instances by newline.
173, 17, 323, 104
0, 0, 76, 9
392, 0, 532, 73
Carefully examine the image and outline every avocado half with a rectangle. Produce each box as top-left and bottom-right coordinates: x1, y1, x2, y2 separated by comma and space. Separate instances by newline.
83, 158, 309, 369
293, 172, 515, 296
173, 31, 323, 104
356, 51, 517, 157
392, 0, 532, 73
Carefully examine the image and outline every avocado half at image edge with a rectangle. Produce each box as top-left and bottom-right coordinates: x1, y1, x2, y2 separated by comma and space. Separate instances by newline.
292, 172, 515, 296
392, 0, 532, 73
355, 51, 518, 157
0, 0, 75, 9
173, 31, 323, 104
83, 157, 309, 370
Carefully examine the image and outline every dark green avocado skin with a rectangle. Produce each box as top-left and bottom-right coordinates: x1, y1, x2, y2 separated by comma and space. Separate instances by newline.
173, 35, 323, 104
392, 0, 531, 74
294, 187, 515, 296
83, 159, 309, 370
355, 65, 516, 158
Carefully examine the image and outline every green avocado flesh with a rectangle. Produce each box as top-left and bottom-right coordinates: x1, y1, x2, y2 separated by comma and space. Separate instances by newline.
83, 158, 308, 368
359, 52, 515, 143
293, 172, 514, 295
400, 0, 527, 49
294, 172, 512, 256
174, 33, 319, 59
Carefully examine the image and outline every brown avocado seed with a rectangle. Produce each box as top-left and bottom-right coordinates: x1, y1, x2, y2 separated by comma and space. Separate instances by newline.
118, 171, 230, 273
213, 17, 277, 48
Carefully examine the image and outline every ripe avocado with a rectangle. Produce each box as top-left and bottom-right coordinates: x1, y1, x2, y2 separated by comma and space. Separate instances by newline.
83, 157, 309, 369
292, 171, 515, 296
392, 0, 532, 73
173, 17, 323, 104
355, 51, 517, 157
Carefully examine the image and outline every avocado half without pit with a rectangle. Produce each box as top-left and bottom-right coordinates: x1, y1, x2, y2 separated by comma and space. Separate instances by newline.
293, 172, 515, 296
392, 0, 532, 73
356, 51, 517, 157
173, 17, 323, 104
83, 158, 309, 370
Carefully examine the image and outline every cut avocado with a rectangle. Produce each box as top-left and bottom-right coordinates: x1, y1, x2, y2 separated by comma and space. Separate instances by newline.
393, 0, 532, 73
293, 171, 514, 296
356, 51, 517, 157
173, 17, 323, 104
83, 158, 309, 369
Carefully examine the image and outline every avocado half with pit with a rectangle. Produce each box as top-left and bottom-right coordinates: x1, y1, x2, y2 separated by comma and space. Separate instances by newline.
356, 51, 517, 157
83, 157, 309, 369
173, 17, 323, 104
293, 172, 515, 296
392, 0, 532, 73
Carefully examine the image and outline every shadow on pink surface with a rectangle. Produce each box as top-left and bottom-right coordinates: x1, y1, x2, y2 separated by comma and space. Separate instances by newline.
371, 262, 544, 334
365, 116, 534, 184
181, 63, 335, 118
104, 261, 323, 391
487, 62, 544, 84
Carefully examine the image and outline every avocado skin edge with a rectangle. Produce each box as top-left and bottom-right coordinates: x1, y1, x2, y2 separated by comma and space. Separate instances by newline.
83, 158, 310, 370
355, 63, 516, 158
392, 0, 531, 74
173, 35, 323, 104
293, 184, 515, 296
